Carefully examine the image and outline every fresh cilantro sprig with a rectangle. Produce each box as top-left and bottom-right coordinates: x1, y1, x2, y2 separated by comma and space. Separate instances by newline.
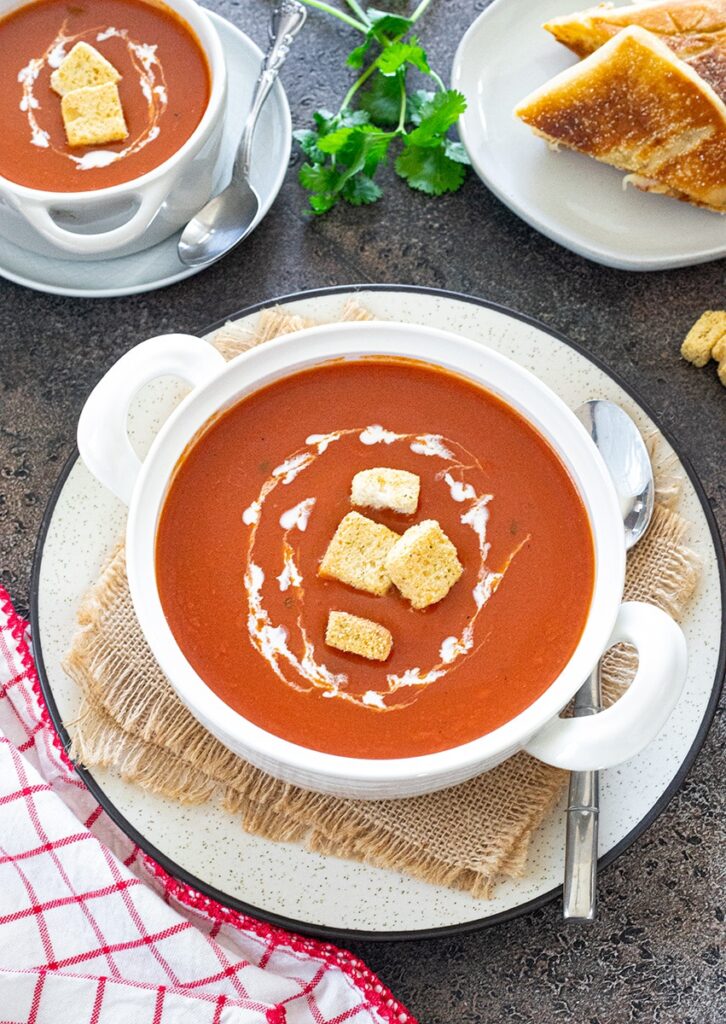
293, 0, 469, 214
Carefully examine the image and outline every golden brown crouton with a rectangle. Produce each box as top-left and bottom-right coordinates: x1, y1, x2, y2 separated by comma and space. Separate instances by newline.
61, 82, 128, 147
325, 611, 393, 661
680, 311, 726, 367
712, 335, 726, 363
319, 511, 400, 596
351, 467, 420, 515
51, 42, 121, 96
386, 519, 463, 610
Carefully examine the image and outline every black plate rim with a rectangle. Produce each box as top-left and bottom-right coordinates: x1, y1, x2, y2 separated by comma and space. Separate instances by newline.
30, 283, 726, 944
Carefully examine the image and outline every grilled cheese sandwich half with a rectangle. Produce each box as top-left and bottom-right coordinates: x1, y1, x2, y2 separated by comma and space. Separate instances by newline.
515, 26, 726, 212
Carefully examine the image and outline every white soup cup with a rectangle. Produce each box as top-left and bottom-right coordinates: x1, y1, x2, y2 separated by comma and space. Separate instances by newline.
0, 0, 226, 260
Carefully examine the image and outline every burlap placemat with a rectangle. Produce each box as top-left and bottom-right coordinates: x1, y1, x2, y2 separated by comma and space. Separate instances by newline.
64, 301, 700, 899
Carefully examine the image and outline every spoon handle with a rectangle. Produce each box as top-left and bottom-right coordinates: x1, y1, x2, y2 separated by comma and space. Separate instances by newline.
563, 662, 602, 921
234, 1, 307, 181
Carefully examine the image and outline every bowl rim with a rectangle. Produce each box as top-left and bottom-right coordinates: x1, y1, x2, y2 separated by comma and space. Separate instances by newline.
124, 319, 626, 783
0, 0, 226, 201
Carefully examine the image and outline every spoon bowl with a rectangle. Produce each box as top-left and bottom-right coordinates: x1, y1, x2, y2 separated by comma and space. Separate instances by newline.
576, 400, 655, 551
177, 180, 261, 268
177, 1, 306, 270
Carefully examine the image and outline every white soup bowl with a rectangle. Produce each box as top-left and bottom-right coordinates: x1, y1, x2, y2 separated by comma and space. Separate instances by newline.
77, 323, 688, 799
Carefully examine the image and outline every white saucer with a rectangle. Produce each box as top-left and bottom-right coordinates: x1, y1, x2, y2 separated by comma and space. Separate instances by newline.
0, 12, 291, 298
452, 0, 726, 271
31, 287, 725, 938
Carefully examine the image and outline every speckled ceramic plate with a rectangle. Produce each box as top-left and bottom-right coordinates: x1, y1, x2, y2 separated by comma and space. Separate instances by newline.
0, 12, 291, 299
31, 286, 725, 940
452, 0, 726, 271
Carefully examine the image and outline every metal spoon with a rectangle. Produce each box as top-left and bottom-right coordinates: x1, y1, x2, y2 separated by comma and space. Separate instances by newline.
564, 400, 655, 922
178, 0, 306, 269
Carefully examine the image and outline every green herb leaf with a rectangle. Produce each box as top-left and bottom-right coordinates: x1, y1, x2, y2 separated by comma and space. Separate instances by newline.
293, 3, 468, 215
395, 143, 467, 195
376, 37, 429, 76
443, 139, 471, 165
313, 109, 336, 133
309, 192, 339, 214
342, 173, 383, 205
293, 128, 326, 164
316, 126, 356, 154
366, 8, 412, 38
406, 89, 467, 147
347, 37, 373, 68
358, 72, 402, 126
336, 125, 393, 176
298, 162, 339, 192
338, 108, 372, 128
406, 89, 435, 125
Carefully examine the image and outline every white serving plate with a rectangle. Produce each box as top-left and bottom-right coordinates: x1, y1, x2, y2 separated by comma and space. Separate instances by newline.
0, 12, 291, 298
31, 286, 725, 939
452, 0, 726, 271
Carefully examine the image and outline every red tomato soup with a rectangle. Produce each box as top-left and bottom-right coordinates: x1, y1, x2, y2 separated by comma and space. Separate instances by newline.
155, 358, 595, 760
0, 0, 210, 191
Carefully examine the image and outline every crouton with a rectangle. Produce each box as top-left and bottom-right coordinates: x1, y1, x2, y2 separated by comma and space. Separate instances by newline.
325, 611, 393, 661
50, 42, 121, 97
319, 511, 400, 596
680, 311, 726, 367
712, 334, 726, 363
351, 467, 420, 515
386, 519, 463, 610
61, 82, 128, 148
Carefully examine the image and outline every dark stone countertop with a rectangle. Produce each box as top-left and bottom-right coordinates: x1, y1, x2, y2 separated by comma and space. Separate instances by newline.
0, 2, 724, 1020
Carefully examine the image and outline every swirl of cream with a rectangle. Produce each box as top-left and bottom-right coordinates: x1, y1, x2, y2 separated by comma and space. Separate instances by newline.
17, 22, 168, 171
241, 426, 529, 713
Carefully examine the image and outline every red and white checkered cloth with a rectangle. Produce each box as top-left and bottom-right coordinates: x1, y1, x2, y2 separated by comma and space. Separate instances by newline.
0, 588, 416, 1024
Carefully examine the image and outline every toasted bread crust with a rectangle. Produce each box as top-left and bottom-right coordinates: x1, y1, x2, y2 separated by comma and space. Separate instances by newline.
544, 1, 726, 98
516, 27, 726, 212
545, 1, 726, 56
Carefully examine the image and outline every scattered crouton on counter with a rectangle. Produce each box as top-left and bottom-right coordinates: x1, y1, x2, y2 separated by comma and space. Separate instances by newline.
319, 511, 400, 596
680, 311, 726, 386
50, 41, 121, 96
386, 519, 464, 610
61, 81, 128, 147
351, 467, 421, 515
325, 610, 393, 661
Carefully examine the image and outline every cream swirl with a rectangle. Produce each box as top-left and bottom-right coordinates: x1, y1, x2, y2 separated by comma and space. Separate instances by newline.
18, 23, 168, 171
241, 426, 529, 712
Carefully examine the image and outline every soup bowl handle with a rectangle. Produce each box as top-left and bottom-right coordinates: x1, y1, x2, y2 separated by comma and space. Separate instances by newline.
523, 601, 687, 771
78, 334, 226, 505
13, 177, 171, 257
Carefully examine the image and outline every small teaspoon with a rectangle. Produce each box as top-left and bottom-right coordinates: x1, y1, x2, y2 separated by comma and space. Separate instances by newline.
178, 1, 306, 269
564, 400, 655, 922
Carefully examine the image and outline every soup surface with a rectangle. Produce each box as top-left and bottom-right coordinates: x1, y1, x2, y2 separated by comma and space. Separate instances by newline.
0, 0, 210, 191
156, 358, 595, 759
